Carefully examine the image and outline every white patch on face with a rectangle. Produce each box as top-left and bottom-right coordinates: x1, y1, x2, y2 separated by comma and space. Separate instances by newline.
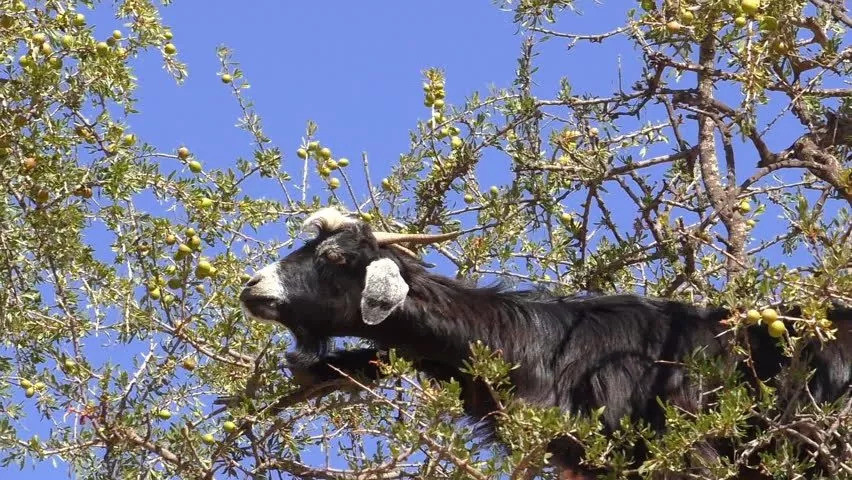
247, 262, 285, 300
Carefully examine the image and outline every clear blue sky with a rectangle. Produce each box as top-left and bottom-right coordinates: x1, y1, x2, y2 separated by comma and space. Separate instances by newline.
10, 1, 831, 477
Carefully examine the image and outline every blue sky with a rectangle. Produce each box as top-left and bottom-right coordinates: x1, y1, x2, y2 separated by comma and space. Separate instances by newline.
10, 0, 843, 477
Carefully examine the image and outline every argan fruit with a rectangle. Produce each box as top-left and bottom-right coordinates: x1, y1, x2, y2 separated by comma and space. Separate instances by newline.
201, 433, 215, 444
746, 309, 761, 324
195, 260, 212, 277
489, 185, 499, 195
22, 157, 37, 171
163, 43, 176, 55
666, 21, 682, 33
188, 160, 202, 173
767, 320, 786, 338
761, 308, 778, 322
450, 136, 463, 148
64, 358, 76, 370
20, 379, 33, 389
188, 235, 201, 249
185, 227, 197, 237
165, 234, 177, 245
741, 0, 759, 16
738, 200, 751, 213
73, 13, 86, 26
734, 16, 747, 27
157, 409, 172, 420
463, 194, 474, 204
122, 134, 136, 146
61, 35, 73, 48
32, 33, 47, 44
337, 158, 349, 167
381, 178, 391, 190
433, 98, 445, 108
681, 10, 695, 25
221, 73, 232, 84
296, 148, 308, 159
195, 284, 205, 294
307, 141, 320, 151
177, 243, 192, 254
39, 42, 53, 55
198, 197, 213, 209
167, 278, 182, 289
25, 387, 35, 398
319, 147, 332, 160
182, 358, 197, 371
328, 177, 340, 189
163, 29, 173, 40
177, 146, 190, 159
326, 159, 338, 170
95, 42, 109, 55
148, 287, 161, 300
112, 30, 123, 40
34, 189, 49, 204
560, 213, 573, 223
746, 219, 756, 227
223, 420, 238, 433
240, 273, 252, 283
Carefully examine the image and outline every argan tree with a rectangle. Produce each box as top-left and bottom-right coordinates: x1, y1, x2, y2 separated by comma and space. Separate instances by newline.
1, 0, 850, 478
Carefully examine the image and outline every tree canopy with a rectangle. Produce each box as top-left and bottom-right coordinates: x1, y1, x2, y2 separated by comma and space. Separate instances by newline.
0, 0, 850, 478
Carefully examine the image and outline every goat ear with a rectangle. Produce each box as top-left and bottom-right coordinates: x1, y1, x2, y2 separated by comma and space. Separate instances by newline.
361, 258, 409, 325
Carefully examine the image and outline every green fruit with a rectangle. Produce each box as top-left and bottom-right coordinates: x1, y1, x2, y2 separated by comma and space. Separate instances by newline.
157, 409, 172, 420
319, 147, 332, 160
307, 141, 320, 151
681, 10, 695, 25
337, 158, 349, 167
33, 33, 47, 44
450, 136, 463, 148
221, 73, 232, 84
326, 159, 338, 170
746, 309, 761, 324
328, 177, 340, 189
767, 320, 786, 338
746, 219, 756, 227
189, 235, 202, 249
73, 13, 86, 26
737, 200, 751, 213
40, 42, 53, 55
199, 197, 213, 209
196, 260, 213, 277
433, 99, 445, 108
188, 161, 202, 173
741, 0, 759, 16
162, 294, 175, 305
178, 243, 192, 254
163, 29, 173, 40
61, 35, 73, 48
21, 379, 33, 389
167, 278, 182, 289
463, 194, 474, 204
185, 227, 197, 237
122, 134, 136, 146
112, 30, 123, 40
182, 358, 197, 370
148, 287, 161, 300
177, 147, 190, 159
223, 420, 238, 433
25, 387, 35, 398
761, 308, 778, 323
381, 178, 391, 190
201, 433, 215, 444
319, 166, 331, 176
296, 148, 308, 159
64, 359, 76, 370
759, 15, 777, 31
240, 273, 252, 282
96, 42, 109, 55
34, 382, 45, 390
360, 212, 373, 222
165, 234, 177, 245
163, 43, 176, 55
734, 16, 747, 27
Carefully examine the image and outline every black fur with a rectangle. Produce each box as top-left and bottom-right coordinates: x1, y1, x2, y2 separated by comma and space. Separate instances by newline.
241, 221, 852, 477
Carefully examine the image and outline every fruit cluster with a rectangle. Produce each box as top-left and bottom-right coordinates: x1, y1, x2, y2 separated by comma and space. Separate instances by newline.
296, 141, 349, 190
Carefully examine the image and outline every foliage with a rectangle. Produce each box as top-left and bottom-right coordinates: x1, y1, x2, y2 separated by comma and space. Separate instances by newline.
1, 0, 850, 478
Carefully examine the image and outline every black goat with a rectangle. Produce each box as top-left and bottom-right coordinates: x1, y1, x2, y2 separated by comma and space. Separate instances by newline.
239, 207, 851, 478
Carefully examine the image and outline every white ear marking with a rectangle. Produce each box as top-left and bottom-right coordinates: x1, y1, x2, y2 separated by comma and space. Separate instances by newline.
361, 258, 409, 325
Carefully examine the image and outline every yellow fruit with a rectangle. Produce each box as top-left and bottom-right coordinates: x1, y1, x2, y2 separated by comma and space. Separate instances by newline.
296, 148, 308, 159
148, 287, 161, 300
201, 433, 215, 444
337, 158, 349, 167
734, 16, 747, 27
307, 141, 320, 151
451, 136, 463, 148
196, 260, 213, 277
328, 177, 340, 189
73, 13, 86, 26
21, 379, 33, 389
746, 219, 756, 227
64, 359, 76, 369
122, 134, 136, 146
25, 387, 35, 398
165, 234, 177, 245
760, 308, 778, 322
741, 0, 759, 15
738, 200, 751, 213
60, 35, 73, 48
463, 194, 474, 204
198, 197, 213, 209
157, 409, 172, 420
561, 213, 573, 223
223, 420, 238, 433
767, 320, 786, 338
490, 185, 499, 195
96, 42, 109, 55
163, 43, 176, 55
319, 147, 332, 160
195, 284, 205, 293
666, 21, 683, 33
185, 227, 196, 237
188, 161, 202, 173
33, 33, 47, 44
189, 235, 202, 249
746, 309, 761, 324
221, 73, 232, 84
112, 30, 123, 40
182, 358, 197, 371
326, 159, 338, 170
178, 243, 192, 254
681, 10, 695, 25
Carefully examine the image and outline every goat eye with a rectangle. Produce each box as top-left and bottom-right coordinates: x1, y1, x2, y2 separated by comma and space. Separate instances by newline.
325, 250, 346, 265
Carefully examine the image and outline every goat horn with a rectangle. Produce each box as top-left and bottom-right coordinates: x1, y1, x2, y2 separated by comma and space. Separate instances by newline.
372, 231, 461, 246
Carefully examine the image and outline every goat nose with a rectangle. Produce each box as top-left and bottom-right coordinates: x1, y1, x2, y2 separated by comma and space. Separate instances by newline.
245, 275, 262, 287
